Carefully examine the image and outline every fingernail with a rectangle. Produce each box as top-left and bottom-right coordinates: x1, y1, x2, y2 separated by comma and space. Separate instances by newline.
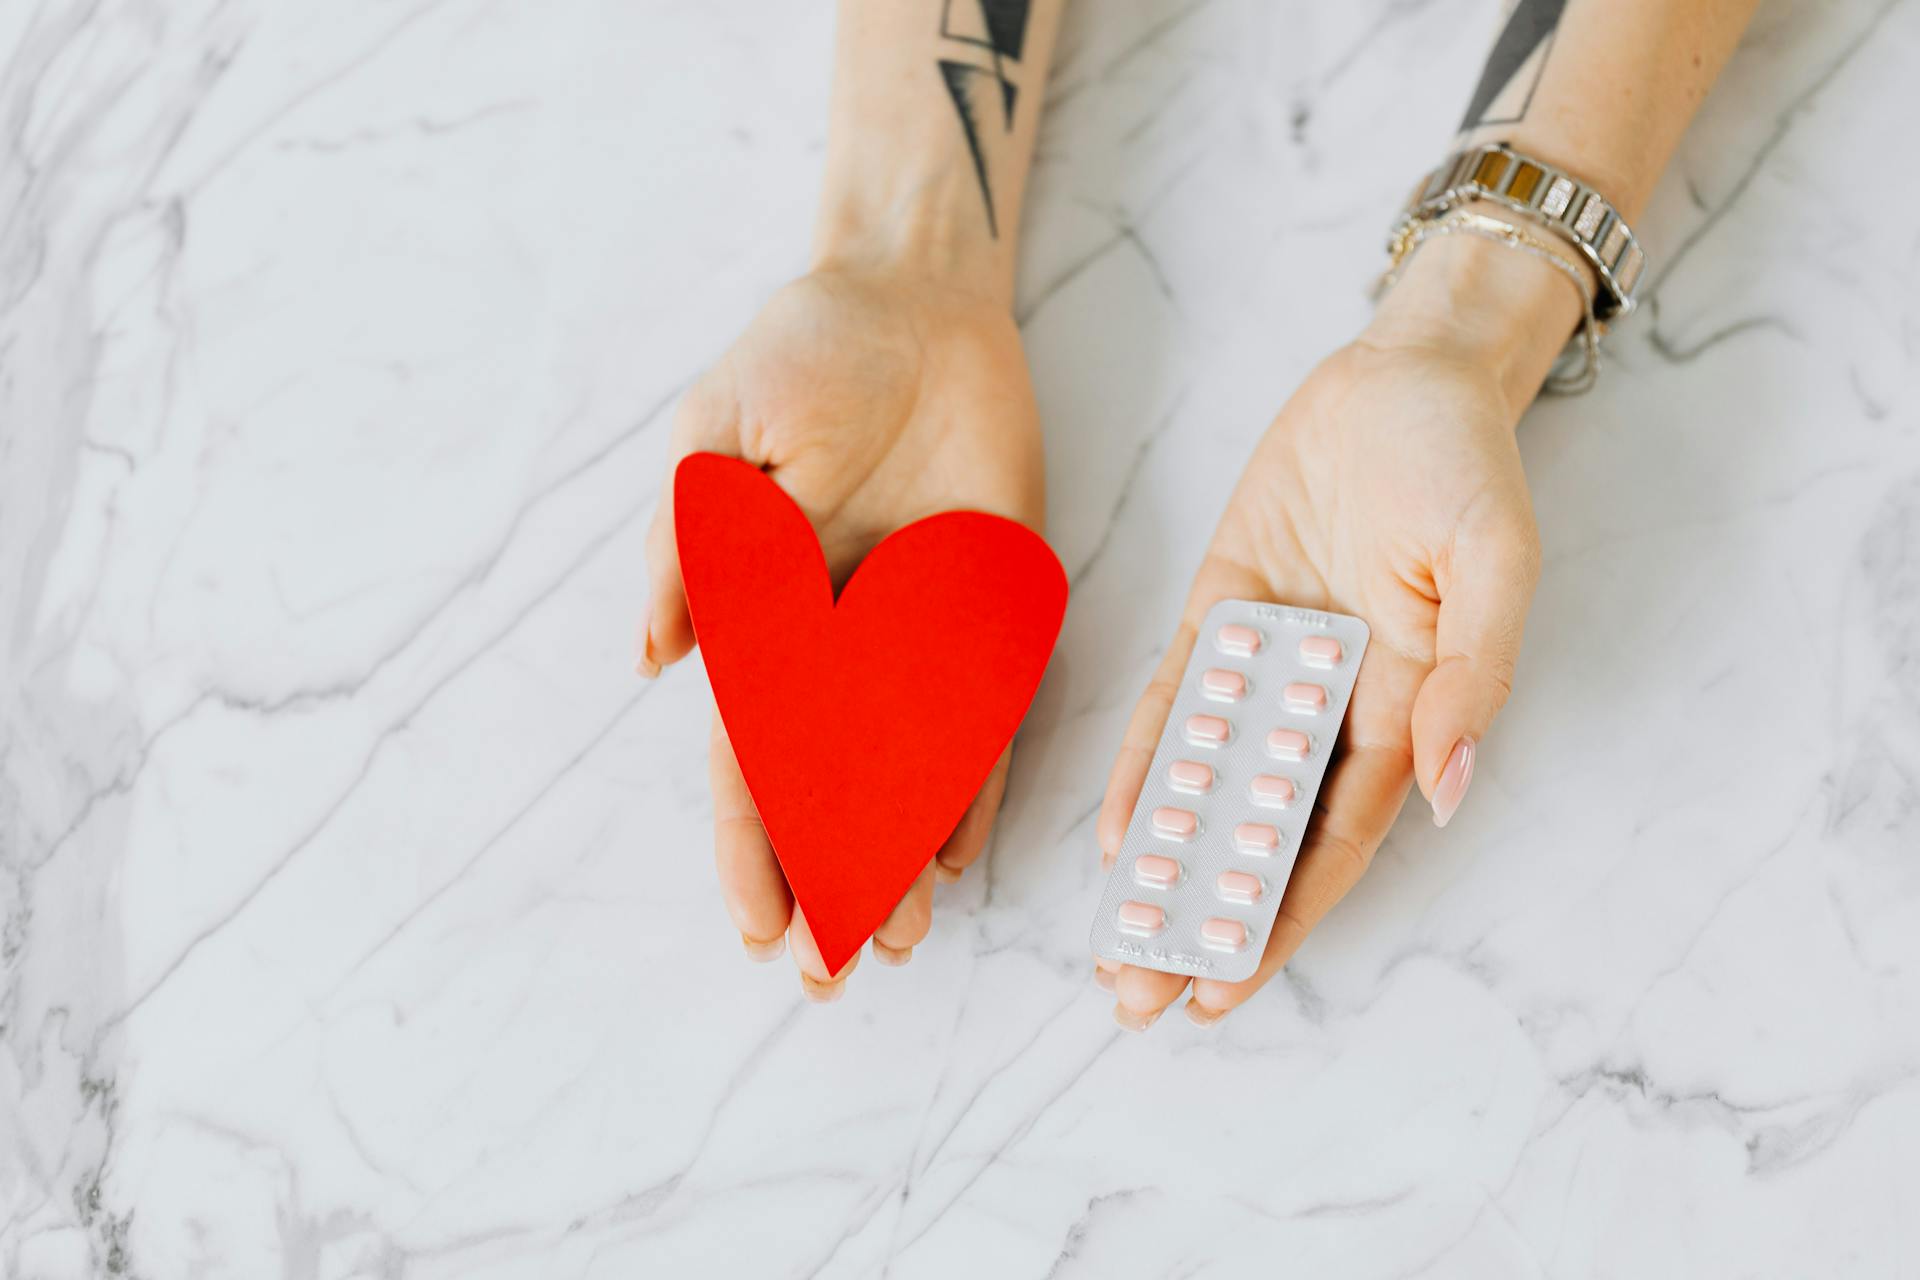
1093, 967, 1116, 993
872, 941, 913, 967
1099, 846, 1117, 872
741, 932, 785, 963
1432, 737, 1476, 829
635, 613, 661, 679
1184, 998, 1224, 1028
801, 974, 845, 1003
1113, 1003, 1160, 1033
933, 858, 962, 885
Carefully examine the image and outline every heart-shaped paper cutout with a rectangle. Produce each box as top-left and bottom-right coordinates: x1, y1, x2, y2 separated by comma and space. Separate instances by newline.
675, 453, 1067, 974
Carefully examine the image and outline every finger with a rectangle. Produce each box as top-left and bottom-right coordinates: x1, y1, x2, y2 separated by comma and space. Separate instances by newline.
1112, 964, 1190, 1032
640, 372, 742, 676
709, 714, 793, 962
1410, 505, 1540, 826
872, 859, 936, 965
933, 746, 1011, 883
788, 903, 861, 1002
1096, 554, 1271, 869
1186, 741, 1412, 1023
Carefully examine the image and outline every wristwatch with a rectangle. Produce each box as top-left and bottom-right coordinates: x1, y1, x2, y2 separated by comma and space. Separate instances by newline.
1396, 142, 1646, 321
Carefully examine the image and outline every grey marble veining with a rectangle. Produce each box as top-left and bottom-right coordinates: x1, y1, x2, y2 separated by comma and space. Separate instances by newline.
3, 0, 1918, 1275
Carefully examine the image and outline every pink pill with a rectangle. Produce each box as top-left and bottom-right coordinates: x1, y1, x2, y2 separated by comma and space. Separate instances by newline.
1167, 760, 1214, 794
1117, 901, 1167, 937
1217, 870, 1264, 904
1200, 668, 1247, 702
1151, 807, 1199, 841
1134, 854, 1182, 889
1298, 635, 1343, 668
1216, 623, 1262, 657
1249, 775, 1296, 809
1234, 822, 1280, 854
1283, 682, 1328, 713
1199, 917, 1248, 951
1265, 728, 1310, 761
1184, 714, 1231, 747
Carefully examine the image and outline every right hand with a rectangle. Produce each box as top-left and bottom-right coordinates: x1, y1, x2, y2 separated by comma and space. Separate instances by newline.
641, 268, 1046, 1000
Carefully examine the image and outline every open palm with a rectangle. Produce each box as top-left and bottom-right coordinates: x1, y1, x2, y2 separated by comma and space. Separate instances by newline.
1096, 339, 1541, 1028
644, 269, 1046, 998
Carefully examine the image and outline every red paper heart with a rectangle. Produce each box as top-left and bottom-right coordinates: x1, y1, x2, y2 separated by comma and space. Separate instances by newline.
674, 453, 1067, 974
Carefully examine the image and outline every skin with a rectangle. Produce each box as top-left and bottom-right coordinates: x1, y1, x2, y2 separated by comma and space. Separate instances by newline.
638, 0, 1070, 1000
645, 0, 1760, 1009
641, 270, 1045, 997
1095, 248, 1553, 1029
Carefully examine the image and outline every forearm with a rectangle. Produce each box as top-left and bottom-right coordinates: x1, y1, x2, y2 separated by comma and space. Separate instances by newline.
812, 0, 1068, 306
1371, 0, 1760, 407
1457, 0, 1760, 221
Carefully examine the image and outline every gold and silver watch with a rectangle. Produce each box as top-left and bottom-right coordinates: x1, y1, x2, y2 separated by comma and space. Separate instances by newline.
1393, 142, 1647, 322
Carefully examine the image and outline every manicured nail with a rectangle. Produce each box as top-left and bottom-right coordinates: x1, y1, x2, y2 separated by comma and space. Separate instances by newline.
1432, 737, 1476, 829
1092, 967, 1116, 993
741, 932, 785, 963
1113, 1003, 1160, 1032
873, 941, 913, 967
801, 973, 844, 1003
1184, 998, 1224, 1028
635, 613, 661, 678
933, 858, 962, 885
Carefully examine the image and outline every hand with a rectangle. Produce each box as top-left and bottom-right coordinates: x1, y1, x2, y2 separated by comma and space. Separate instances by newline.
642, 268, 1045, 999
1095, 235, 1572, 1030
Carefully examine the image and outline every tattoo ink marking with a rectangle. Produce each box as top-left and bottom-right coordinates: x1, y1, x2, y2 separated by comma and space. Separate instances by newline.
1459, 0, 1567, 131
938, 0, 1033, 237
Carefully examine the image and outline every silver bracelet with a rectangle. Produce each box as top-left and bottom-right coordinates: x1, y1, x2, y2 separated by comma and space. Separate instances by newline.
1376, 207, 1603, 395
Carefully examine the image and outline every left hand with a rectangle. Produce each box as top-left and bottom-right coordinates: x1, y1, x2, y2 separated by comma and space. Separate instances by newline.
1094, 234, 1573, 1029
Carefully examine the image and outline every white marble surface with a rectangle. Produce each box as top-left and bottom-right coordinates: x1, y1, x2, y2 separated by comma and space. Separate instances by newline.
4, 0, 1919, 1275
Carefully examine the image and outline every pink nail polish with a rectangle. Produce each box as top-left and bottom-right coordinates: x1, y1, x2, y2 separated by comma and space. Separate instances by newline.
1432, 737, 1476, 828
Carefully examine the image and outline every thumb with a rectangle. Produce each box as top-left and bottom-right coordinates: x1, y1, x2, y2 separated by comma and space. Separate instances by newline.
639, 373, 740, 677
638, 489, 696, 677
1409, 509, 1539, 827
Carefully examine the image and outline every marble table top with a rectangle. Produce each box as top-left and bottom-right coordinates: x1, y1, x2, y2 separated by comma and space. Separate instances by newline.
5, 0, 1918, 1275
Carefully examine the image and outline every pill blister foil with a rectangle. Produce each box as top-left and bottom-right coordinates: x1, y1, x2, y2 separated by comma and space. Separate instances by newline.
1089, 600, 1370, 984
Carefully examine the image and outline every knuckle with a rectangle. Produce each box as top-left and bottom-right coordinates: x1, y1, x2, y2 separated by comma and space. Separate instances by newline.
1484, 655, 1518, 705
891, 894, 933, 940
1316, 829, 1375, 887
1142, 675, 1182, 713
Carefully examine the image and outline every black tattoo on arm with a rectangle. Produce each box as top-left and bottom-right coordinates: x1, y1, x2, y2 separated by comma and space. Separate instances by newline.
936, 0, 1033, 237
1458, 0, 1567, 132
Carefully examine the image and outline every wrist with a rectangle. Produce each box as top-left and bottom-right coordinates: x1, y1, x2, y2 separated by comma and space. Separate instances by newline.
1363, 219, 1589, 415
811, 166, 1013, 306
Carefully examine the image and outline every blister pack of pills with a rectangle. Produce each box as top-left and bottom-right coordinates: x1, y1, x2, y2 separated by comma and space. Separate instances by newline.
1089, 600, 1370, 984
